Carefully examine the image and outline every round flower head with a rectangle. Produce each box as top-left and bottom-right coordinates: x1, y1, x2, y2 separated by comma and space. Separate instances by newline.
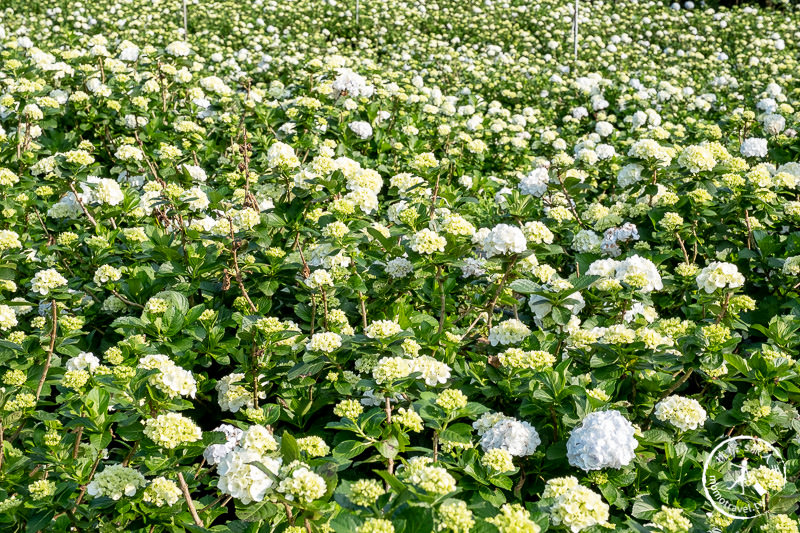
652, 506, 691, 533
165, 41, 191, 56
357, 519, 395, 533
760, 514, 799, 533
740, 137, 768, 158
410, 355, 451, 386
0, 230, 22, 251
545, 477, 609, 533
402, 456, 457, 494
487, 503, 540, 533
348, 120, 373, 139
307, 331, 342, 353
614, 255, 662, 292
348, 478, 385, 507
0, 305, 18, 331
746, 465, 786, 493
143, 412, 202, 449
481, 224, 527, 257
474, 412, 540, 457
365, 319, 402, 339
372, 356, 412, 385
654, 395, 707, 431
31, 268, 68, 295
482, 448, 515, 472
331, 68, 374, 98
66, 351, 100, 373
29, 479, 56, 500
696, 262, 745, 293
438, 499, 475, 532
410, 228, 447, 254
567, 410, 638, 470
87, 464, 146, 500
386, 257, 413, 278
677, 145, 716, 174
519, 167, 550, 196
277, 461, 327, 503
488, 319, 531, 346
142, 477, 182, 507
267, 141, 300, 169
138, 354, 196, 399
217, 448, 282, 504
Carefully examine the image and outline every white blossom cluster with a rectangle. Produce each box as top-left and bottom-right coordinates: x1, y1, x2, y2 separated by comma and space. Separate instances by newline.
2, 0, 800, 528
567, 410, 638, 471
473, 412, 541, 457
654, 395, 708, 432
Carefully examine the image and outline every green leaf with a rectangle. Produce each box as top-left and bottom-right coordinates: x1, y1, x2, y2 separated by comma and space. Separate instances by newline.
376, 470, 406, 493
26, 510, 55, 533
375, 436, 399, 459
640, 429, 672, 444
598, 482, 619, 505
631, 495, 659, 519
333, 440, 369, 460
490, 475, 513, 490
234, 500, 277, 522
508, 279, 540, 294
440, 423, 473, 444
281, 432, 300, 463
330, 511, 361, 533
85, 388, 110, 418
0, 340, 23, 352
568, 275, 601, 292
395, 506, 434, 533
288, 359, 326, 380
551, 305, 572, 325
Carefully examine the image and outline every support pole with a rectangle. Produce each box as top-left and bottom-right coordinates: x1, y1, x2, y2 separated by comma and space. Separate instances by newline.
573, 0, 579, 61
182, 0, 188, 38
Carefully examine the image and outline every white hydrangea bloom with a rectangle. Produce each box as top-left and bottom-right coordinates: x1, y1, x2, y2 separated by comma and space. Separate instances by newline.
204, 424, 244, 465
411, 355, 451, 386
655, 395, 707, 431
614, 255, 663, 292
331, 68, 374, 98
66, 351, 100, 373
481, 224, 527, 257
217, 448, 282, 504
488, 319, 531, 346
567, 411, 638, 470
740, 137, 768, 158
519, 167, 550, 196
165, 41, 191, 57
385, 257, 413, 278
696, 262, 745, 293
474, 412, 541, 457
348, 121, 373, 139
87, 464, 146, 501
307, 331, 342, 353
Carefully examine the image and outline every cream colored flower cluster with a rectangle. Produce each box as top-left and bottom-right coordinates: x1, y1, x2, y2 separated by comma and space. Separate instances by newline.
143, 412, 203, 449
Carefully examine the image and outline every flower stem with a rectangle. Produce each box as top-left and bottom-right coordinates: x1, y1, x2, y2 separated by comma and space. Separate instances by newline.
177, 471, 203, 527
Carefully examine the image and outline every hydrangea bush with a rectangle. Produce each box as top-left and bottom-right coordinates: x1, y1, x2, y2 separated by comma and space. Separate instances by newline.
1, 0, 800, 531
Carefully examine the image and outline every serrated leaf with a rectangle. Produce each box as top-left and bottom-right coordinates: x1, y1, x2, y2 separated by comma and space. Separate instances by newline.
508, 279, 540, 294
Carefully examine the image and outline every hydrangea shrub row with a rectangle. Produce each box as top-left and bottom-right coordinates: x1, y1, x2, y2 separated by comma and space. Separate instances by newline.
0, 0, 800, 531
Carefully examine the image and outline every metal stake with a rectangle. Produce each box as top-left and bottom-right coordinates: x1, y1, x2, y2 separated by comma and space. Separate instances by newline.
182, 0, 188, 38
573, 0, 579, 61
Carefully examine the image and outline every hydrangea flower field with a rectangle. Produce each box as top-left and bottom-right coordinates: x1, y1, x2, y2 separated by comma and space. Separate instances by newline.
1, 0, 800, 531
